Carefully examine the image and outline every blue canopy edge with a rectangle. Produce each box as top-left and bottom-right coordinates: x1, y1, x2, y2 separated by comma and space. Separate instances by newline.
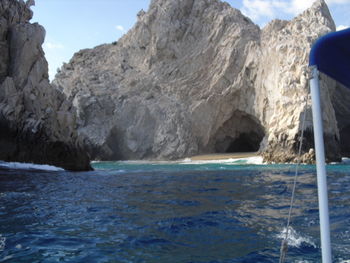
309, 28, 350, 88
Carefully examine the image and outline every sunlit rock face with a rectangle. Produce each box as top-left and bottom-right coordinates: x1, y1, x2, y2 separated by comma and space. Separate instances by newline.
0, 0, 91, 171
256, 0, 340, 162
53, 0, 343, 163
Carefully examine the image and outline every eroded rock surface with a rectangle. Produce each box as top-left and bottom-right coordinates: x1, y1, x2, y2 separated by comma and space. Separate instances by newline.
0, 0, 91, 170
53, 0, 343, 162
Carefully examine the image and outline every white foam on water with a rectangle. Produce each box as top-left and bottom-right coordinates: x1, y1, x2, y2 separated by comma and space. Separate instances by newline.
15, 244, 22, 249
241, 156, 264, 165
92, 156, 264, 167
179, 156, 264, 165
277, 227, 316, 248
0, 235, 6, 251
330, 157, 350, 165
0, 161, 64, 171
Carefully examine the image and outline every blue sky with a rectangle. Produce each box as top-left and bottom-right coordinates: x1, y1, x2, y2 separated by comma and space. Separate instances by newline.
31, 0, 350, 81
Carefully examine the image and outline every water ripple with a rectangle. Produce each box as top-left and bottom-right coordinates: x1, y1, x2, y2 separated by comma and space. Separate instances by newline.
0, 163, 349, 262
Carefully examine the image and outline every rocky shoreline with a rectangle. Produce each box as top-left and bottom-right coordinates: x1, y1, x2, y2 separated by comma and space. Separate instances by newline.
0, 0, 91, 171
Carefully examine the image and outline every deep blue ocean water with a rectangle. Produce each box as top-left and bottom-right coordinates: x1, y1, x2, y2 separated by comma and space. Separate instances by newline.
0, 159, 350, 262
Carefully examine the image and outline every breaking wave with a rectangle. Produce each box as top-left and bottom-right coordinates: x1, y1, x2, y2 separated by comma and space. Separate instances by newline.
180, 156, 263, 165
277, 227, 316, 248
0, 161, 64, 171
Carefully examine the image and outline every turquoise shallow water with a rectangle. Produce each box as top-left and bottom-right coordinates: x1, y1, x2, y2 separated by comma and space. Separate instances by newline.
0, 159, 350, 262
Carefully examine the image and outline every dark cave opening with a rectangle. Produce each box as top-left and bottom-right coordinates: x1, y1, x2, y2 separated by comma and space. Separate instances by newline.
225, 132, 262, 153
212, 111, 265, 154
340, 125, 350, 157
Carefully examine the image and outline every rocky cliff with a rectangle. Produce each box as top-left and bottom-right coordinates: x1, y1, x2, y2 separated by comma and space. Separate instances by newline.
53, 0, 346, 162
0, 0, 91, 171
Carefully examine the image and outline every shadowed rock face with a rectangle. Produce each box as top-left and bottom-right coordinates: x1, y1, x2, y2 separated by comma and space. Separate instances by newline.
0, 0, 91, 171
53, 0, 344, 163
332, 83, 350, 158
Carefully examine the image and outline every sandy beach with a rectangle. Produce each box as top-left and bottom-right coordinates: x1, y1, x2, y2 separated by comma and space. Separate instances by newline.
189, 152, 259, 161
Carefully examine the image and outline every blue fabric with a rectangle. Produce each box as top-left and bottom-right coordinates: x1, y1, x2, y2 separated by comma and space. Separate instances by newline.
309, 28, 350, 88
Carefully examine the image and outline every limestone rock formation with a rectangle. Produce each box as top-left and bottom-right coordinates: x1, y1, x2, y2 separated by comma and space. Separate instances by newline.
257, 0, 340, 162
0, 0, 91, 171
53, 0, 344, 162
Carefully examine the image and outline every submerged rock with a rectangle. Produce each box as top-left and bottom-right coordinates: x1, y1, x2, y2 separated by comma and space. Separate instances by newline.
0, 0, 91, 171
53, 0, 344, 163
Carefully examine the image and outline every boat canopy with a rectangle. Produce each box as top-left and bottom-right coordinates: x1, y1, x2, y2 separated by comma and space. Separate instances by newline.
308, 27, 350, 263
309, 28, 350, 88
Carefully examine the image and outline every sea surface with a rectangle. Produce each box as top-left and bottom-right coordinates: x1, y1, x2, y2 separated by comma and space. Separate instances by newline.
0, 157, 350, 262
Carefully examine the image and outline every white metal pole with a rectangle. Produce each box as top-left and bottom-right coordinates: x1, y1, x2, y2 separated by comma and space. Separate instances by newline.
310, 66, 332, 263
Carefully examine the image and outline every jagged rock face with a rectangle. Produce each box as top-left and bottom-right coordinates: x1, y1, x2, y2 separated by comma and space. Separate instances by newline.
256, 0, 340, 162
0, 0, 91, 171
53, 0, 342, 162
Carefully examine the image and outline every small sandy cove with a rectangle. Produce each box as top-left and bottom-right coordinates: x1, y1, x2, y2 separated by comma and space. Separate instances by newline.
189, 152, 259, 161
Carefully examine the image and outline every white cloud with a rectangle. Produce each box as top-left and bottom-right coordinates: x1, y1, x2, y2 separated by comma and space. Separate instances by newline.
288, 0, 313, 14
241, 0, 348, 24
327, 0, 350, 3
43, 41, 64, 50
336, 24, 349, 30
241, 0, 277, 20
241, 0, 315, 21
115, 25, 125, 32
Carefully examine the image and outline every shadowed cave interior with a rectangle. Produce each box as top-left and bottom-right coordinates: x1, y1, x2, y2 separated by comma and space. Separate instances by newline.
340, 125, 350, 157
211, 111, 265, 154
